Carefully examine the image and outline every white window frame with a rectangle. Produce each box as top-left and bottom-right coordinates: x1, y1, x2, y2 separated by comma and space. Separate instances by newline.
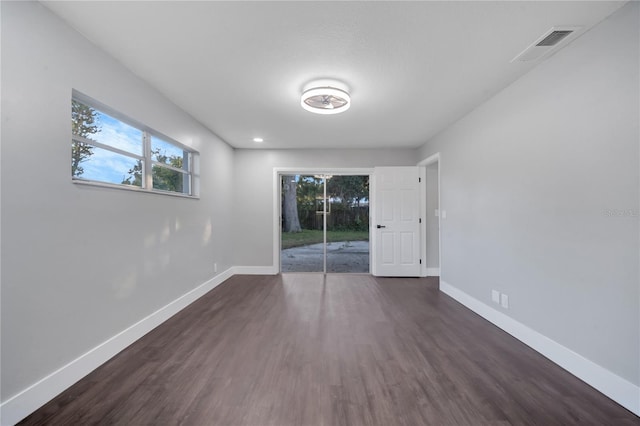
71, 91, 199, 199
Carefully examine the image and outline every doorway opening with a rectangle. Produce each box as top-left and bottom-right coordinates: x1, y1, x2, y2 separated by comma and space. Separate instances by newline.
418, 153, 441, 277
280, 173, 370, 273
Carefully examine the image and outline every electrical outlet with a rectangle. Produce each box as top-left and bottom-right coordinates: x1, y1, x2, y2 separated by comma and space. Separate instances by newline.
491, 290, 500, 304
214, 263, 218, 273
501, 294, 509, 309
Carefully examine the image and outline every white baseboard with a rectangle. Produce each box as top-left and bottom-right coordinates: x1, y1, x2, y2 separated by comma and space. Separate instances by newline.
426, 267, 440, 276
231, 265, 278, 275
0, 268, 235, 426
439, 280, 640, 417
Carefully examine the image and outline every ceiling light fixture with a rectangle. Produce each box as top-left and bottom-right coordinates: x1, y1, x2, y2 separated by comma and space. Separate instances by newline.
301, 86, 350, 115
253, 137, 264, 143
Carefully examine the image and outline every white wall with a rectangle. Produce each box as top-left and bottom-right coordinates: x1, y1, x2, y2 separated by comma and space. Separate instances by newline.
1, 0, 234, 408
418, 2, 639, 390
233, 149, 416, 268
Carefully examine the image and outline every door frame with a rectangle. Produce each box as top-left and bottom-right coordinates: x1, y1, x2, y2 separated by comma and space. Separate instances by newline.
417, 153, 441, 278
273, 167, 374, 273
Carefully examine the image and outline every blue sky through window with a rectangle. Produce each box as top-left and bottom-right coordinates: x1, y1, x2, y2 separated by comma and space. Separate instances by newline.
92, 112, 143, 155
77, 108, 143, 184
80, 145, 141, 186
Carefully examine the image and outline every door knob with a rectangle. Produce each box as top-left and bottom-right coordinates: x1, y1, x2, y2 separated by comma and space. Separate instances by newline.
376, 225, 386, 229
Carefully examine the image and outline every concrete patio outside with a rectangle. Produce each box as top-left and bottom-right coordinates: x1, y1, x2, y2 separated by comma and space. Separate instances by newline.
281, 241, 369, 273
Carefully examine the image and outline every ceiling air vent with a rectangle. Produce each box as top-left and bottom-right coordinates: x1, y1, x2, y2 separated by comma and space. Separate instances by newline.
536, 30, 573, 47
511, 26, 581, 62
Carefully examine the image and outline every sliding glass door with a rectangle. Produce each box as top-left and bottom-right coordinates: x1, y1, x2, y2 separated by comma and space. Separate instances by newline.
326, 175, 370, 273
281, 175, 324, 272
280, 174, 369, 273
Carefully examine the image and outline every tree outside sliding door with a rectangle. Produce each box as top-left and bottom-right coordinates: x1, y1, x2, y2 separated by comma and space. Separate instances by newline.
325, 175, 369, 273
281, 175, 324, 272
280, 174, 369, 273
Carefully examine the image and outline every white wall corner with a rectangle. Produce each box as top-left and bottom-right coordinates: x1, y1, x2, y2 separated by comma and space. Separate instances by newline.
439, 280, 640, 417
0, 268, 235, 426
426, 267, 440, 276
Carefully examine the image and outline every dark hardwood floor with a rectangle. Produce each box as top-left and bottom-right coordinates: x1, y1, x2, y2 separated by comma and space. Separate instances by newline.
20, 274, 638, 425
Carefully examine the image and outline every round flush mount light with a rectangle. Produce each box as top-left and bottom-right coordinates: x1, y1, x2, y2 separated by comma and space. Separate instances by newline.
252, 137, 264, 143
301, 86, 350, 115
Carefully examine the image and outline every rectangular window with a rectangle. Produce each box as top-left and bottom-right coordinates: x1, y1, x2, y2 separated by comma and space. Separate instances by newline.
71, 92, 198, 197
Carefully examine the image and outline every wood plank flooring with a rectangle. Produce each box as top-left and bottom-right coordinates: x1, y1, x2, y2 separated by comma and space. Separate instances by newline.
20, 274, 639, 425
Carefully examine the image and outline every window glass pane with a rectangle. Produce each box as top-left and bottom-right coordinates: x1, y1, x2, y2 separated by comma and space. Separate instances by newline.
72, 100, 143, 155
152, 164, 190, 194
73, 141, 143, 187
71, 95, 197, 197
151, 136, 188, 171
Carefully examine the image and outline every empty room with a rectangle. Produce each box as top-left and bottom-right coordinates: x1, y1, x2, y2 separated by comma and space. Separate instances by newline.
1, 1, 638, 425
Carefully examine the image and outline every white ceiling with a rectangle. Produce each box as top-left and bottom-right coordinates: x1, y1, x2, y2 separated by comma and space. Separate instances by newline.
42, 1, 624, 150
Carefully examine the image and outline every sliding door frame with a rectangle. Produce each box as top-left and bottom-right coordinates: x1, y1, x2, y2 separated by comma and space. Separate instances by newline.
273, 167, 374, 273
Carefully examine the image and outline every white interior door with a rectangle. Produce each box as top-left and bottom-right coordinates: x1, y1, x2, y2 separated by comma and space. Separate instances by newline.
372, 167, 421, 276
